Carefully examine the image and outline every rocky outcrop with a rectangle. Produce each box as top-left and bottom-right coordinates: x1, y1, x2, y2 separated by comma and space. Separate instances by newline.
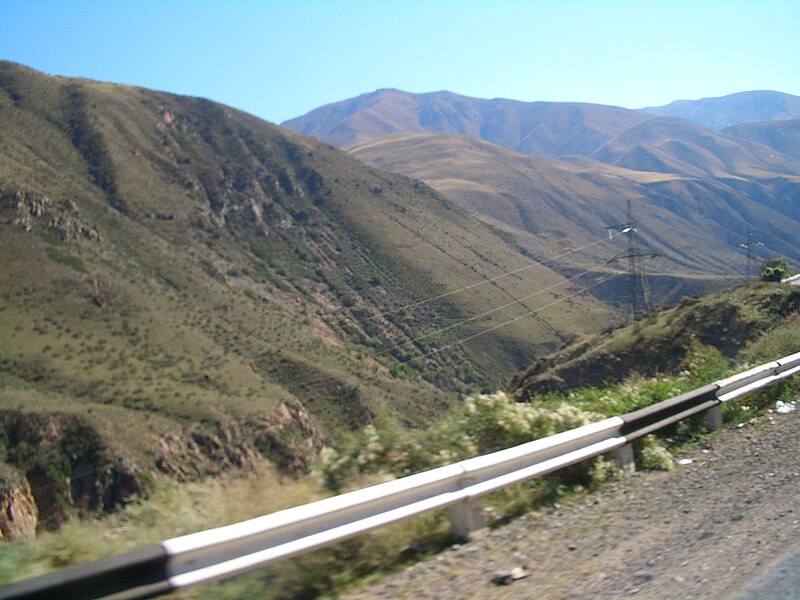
2, 188, 101, 241
155, 422, 261, 482
0, 399, 323, 536
248, 399, 324, 475
0, 465, 37, 540
0, 411, 144, 531
155, 399, 323, 480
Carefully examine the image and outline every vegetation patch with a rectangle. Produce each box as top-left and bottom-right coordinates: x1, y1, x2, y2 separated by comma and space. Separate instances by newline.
45, 249, 87, 273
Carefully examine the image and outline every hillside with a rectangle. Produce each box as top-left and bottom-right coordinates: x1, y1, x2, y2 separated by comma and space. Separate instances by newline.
642, 90, 800, 129
588, 115, 797, 178
512, 283, 800, 399
285, 89, 800, 278
722, 118, 800, 160
351, 133, 800, 279
0, 62, 614, 529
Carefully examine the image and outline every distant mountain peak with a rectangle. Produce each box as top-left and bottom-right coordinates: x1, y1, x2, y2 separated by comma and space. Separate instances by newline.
282, 89, 648, 154
641, 90, 800, 129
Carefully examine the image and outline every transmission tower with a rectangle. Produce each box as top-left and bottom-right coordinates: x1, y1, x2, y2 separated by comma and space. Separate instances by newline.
606, 200, 660, 320
740, 228, 763, 282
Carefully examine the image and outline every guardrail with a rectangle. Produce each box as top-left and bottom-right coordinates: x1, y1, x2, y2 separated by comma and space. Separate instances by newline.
3, 351, 799, 600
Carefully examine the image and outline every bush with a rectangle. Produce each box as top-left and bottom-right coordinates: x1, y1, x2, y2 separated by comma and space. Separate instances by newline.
318, 392, 604, 491
679, 337, 730, 384
743, 320, 800, 363
760, 257, 790, 282
635, 435, 674, 471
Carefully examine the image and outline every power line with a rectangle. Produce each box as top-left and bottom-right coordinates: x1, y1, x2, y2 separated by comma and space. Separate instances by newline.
739, 228, 775, 281
360, 236, 613, 323
399, 268, 626, 363
371, 262, 610, 359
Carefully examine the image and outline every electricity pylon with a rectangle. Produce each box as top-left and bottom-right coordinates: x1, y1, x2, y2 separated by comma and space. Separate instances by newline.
607, 200, 659, 320
740, 228, 763, 282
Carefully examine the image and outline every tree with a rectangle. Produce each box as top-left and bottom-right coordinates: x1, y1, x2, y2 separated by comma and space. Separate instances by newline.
760, 257, 790, 282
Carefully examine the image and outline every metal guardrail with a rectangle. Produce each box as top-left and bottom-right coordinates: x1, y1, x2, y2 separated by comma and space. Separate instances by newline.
3, 352, 799, 600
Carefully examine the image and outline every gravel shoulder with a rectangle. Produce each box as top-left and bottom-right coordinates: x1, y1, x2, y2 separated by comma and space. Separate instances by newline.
344, 408, 800, 599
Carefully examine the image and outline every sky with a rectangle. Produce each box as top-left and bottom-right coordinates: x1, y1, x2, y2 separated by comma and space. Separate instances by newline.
1, 0, 799, 124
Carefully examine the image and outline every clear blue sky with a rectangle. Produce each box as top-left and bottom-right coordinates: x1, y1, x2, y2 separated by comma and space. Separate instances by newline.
1, 0, 799, 124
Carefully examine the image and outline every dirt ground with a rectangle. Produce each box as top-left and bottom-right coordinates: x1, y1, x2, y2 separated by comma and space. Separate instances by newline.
343, 407, 800, 599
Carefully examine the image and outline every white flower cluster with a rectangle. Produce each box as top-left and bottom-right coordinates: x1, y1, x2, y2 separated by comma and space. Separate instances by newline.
319, 391, 606, 490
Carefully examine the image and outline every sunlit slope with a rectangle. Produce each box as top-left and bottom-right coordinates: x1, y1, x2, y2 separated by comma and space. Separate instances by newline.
0, 61, 614, 446
513, 283, 800, 398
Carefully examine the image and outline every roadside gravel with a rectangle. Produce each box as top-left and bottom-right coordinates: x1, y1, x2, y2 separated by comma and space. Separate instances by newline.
344, 408, 800, 599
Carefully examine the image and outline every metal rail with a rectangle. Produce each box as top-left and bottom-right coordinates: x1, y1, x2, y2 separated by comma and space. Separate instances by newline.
3, 352, 799, 600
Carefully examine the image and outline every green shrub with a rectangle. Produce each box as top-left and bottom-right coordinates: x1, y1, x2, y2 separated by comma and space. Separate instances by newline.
635, 435, 674, 471
679, 337, 730, 384
742, 321, 800, 363
319, 392, 603, 491
760, 257, 790, 282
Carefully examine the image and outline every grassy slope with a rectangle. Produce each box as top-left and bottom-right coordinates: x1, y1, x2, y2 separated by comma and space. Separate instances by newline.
512, 283, 800, 398
0, 62, 614, 486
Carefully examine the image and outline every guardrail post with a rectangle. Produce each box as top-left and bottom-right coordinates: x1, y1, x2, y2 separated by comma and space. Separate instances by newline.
704, 405, 723, 431
448, 499, 485, 541
611, 443, 635, 473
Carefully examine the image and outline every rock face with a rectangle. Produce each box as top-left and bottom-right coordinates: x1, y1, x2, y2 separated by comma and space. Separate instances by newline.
3, 188, 101, 241
0, 470, 37, 540
0, 411, 144, 531
0, 400, 324, 537
155, 399, 324, 481
249, 399, 324, 475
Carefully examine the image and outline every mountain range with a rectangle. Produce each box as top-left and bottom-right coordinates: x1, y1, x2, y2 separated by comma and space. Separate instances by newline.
283, 88, 800, 278
642, 90, 800, 129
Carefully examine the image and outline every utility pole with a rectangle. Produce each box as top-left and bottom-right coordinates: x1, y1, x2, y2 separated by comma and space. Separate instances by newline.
607, 200, 659, 320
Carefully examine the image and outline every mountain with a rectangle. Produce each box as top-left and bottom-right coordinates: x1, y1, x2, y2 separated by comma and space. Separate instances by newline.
722, 118, 800, 158
642, 91, 800, 129
282, 88, 650, 155
588, 115, 798, 178
288, 89, 800, 279
351, 132, 800, 276
0, 62, 614, 527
